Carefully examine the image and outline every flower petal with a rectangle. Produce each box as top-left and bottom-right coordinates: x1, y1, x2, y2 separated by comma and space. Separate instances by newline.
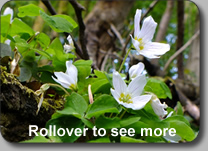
130, 34, 141, 52
121, 102, 135, 109
129, 62, 145, 79
64, 44, 73, 53
138, 16, 157, 43
52, 76, 71, 89
127, 74, 147, 98
141, 42, 170, 58
65, 61, 78, 83
151, 98, 168, 118
3, 7, 13, 22
131, 95, 152, 110
67, 35, 74, 46
54, 72, 75, 85
110, 88, 120, 103
112, 71, 127, 95
134, 9, 142, 38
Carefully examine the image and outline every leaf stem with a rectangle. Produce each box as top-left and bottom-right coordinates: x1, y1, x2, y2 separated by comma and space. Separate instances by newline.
119, 109, 127, 119
47, 83, 70, 96
118, 47, 131, 73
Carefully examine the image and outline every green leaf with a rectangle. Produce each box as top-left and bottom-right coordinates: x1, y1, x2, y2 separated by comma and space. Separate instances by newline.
36, 32, 51, 50
120, 136, 146, 143
94, 70, 107, 79
32, 48, 52, 60
18, 4, 44, 17
1, 14, 11, 35
81, 118, 94, 129
39, 71, 55, 83
38, 65, 54, 72
46, 116, 84, 143
86, 94, 120, 119
74, 60, 92, 80
88, 137, 111, 143
47, 38, 64, 60
163, 115, 190, 126
10, 18, 34, 36
18, 60, 37, 82
168, 121, 196, 141
40, 11, 77, 33
14, 36, 30, 56
57, 92, 88, 118
54, 14, 77, 29
91, 79, 111, 94
145, 136, 165, 143
22, 134, 51, 143
144, 78, 172, 99
0, 43, 12, 57
23, 49, 36, 62
18, 66, 32, 82
176, 101, 183, 115
120, 116, 141, 127
95, 115, 120, 129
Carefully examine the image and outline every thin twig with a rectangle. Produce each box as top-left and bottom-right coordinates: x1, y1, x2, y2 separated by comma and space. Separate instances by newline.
41, 0, 56, 15
101, 48, 112, 71
121, 0, 159, 58
110, 23, 125, 49
164, 30, 200, 71
69, 0, 89, 60
175, 86, 200, 122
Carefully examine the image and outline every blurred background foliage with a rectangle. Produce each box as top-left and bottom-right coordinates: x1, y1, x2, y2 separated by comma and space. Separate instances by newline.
1, 0, 199, 79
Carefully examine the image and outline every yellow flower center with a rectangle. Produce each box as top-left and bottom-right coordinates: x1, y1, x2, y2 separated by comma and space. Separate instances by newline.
119, 93, 133, 104
135, 37, 144, 50
69, 84, 78, 91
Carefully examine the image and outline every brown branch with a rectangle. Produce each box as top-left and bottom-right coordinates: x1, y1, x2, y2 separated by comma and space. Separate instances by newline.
176, 1, 185, 79
175, 86, 200, 122
164, 30, 200, 71
41, 0, 56, 15
155, 0, 174, 42
121, 0, 159, 58
110, 23, 125, 49
150, 0, 174, 77
69, 0, 89, 60
101, 48, 112, 71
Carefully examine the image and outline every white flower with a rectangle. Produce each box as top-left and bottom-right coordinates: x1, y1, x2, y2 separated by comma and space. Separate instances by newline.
64, 35, 75, 53
52, 61, 78, 90
129, 62, 145, 80
130, 9, 170, 59
67, 35, 74, 46
3, 7, 13, 22
3, 7, 14, 45
111, 72, 152, 110
150, 94, 168, 118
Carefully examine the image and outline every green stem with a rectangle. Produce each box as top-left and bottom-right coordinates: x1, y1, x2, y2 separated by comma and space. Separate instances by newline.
109, 112, 113, 118
118, 47, 131, 73
72, 49, 76, 62
48, 83, 70, 96
119, 109, 127, 119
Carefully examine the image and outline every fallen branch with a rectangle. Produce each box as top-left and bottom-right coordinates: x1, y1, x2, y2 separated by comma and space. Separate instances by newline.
175, 86, 200, 123
164, 30, 200, 71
